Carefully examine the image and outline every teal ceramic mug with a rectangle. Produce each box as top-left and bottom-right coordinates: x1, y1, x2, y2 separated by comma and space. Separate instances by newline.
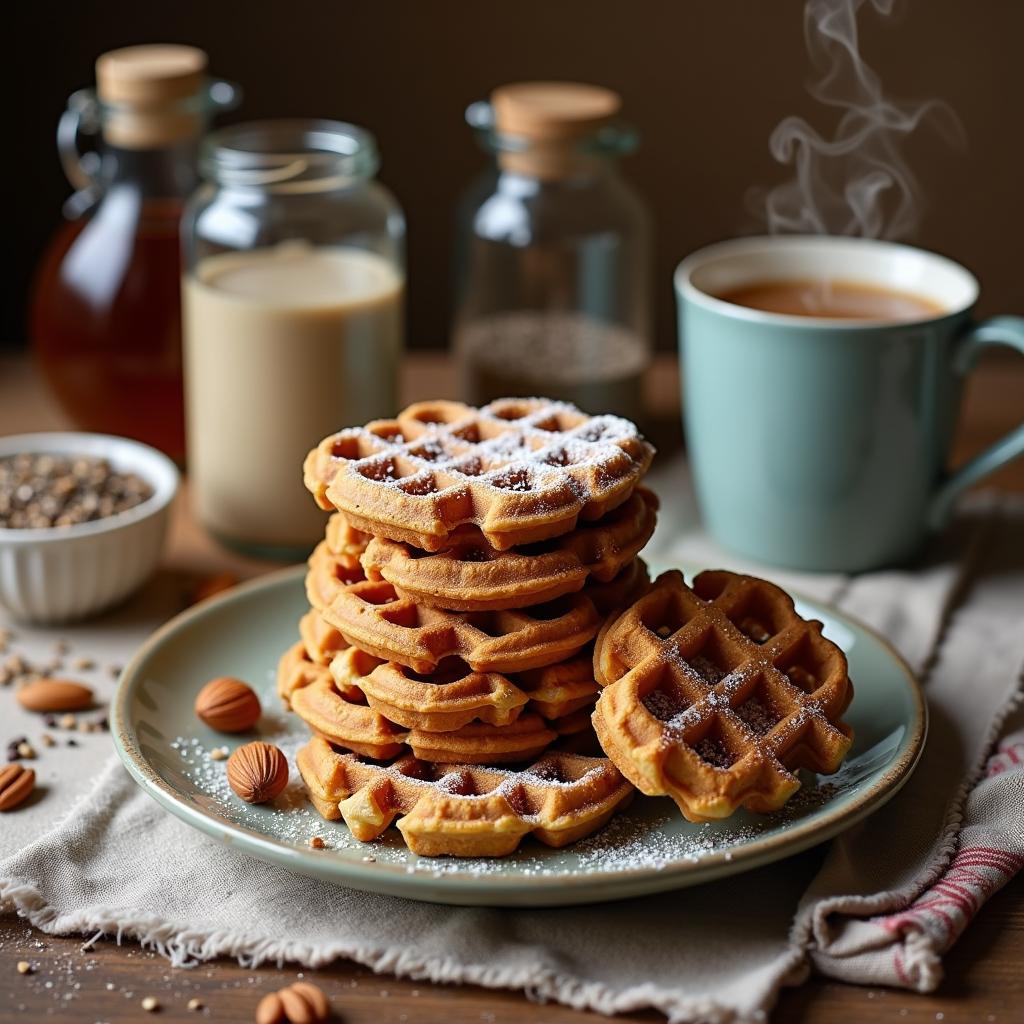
675, 235, 1024, 572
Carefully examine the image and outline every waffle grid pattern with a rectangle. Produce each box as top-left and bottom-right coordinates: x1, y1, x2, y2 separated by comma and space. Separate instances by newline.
298, 609, 349, 667
296, 735, 634, 856
594, 570, 853, 822
361, 488, 658, 610
328, 648, 599, 732
307, 540, 601, 674
304, 398, 655, 551
277, 642, 407, 759
280, 640, 563, 765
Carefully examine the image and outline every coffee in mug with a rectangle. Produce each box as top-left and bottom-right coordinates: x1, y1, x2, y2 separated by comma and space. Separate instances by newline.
716, 279, 944, 322
675, 236, 1024, 572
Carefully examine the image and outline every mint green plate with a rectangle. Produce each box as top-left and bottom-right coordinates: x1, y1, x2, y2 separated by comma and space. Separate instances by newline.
111, 565, 926, 907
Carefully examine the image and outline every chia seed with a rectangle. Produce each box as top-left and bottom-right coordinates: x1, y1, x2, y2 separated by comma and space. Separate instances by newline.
0, 453, 153, 529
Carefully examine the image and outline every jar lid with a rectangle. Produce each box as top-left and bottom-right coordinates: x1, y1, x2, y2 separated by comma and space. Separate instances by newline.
491, 82, 622, 142
95, 44, 209, 148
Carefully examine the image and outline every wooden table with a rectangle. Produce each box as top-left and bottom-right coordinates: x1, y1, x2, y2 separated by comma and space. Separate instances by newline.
2, 352, 1022, 1023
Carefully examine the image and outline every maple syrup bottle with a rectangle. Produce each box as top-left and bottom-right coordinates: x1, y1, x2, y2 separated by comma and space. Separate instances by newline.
31, 46, 238, 462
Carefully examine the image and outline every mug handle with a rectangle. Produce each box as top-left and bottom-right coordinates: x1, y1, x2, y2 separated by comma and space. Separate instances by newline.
928, 315, 1024, 529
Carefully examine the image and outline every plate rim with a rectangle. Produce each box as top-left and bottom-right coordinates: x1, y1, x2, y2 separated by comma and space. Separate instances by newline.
111, 563, 928, 905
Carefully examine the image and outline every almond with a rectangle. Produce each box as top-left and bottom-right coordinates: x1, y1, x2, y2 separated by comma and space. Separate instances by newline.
195, 677, 261, 732
16, 678, 93, 713
255, 992, 284, 1024
0, 764, 36, 811
256, 981, 330, 1023
226, 741, 288, 803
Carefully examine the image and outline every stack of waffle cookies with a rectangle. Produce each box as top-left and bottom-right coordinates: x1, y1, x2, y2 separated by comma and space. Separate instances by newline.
278, 397, 657, 856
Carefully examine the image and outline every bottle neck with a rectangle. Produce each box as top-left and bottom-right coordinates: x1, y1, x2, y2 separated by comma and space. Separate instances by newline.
497, 146, 615, 185
100, 137, 200, 200
468, 98, 637, 184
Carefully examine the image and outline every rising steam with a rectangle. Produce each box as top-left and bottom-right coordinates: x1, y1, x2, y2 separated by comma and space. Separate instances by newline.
750, 0, 964, 239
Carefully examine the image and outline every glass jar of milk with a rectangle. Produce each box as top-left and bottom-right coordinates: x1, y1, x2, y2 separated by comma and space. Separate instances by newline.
182, 119, 405, 558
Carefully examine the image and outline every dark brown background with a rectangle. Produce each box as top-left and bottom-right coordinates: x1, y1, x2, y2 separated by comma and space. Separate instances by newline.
10, 0, 1023, 351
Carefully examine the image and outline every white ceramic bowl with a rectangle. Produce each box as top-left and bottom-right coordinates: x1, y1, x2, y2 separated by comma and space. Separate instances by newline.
0, 433, 179, 623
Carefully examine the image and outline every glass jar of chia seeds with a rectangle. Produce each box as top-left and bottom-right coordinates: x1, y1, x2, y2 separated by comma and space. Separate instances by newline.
453, 82, 652, 423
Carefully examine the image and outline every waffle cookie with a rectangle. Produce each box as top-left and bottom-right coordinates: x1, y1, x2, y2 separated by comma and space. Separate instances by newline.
281, 642, 572, 764
516, 656, 601, 720
325, 512, 371, 565
293, 670, 557, 765
296, 735, 634, 856
361, 488, 658, 611
406, 715, 558, 764
585, 558, 651, 617
298, 609, 349, 666
329, 646, 531, 732
278, 638, 364, 706
304, 397, 655, 552
307, 540, 601, 674
277, 642, 406, 758
327, 647, 599, 732
593, 569, 853, 823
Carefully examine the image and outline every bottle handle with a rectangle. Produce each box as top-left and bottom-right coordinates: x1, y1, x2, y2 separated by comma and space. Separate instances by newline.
927, 315, 1024, 528
55, 79, 241, 219
57, 89, 104, 217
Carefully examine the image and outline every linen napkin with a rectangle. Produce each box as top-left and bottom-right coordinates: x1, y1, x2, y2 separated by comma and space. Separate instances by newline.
2, 476, 1022, 1024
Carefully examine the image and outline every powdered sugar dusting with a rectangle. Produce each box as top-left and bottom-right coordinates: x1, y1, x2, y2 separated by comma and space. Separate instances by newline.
399, 778, 847, 879
736, 697, 780, 736
643, 689, 688, 722
163, 660, 866, 880
321, 397, 652, 504
694, 736, 735, 769
170, 730, 368, 852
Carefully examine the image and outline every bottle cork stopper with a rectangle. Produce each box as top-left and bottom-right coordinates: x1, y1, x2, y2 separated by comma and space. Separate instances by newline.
490, 82, 621, 178
95, 44, 209, 149
491, 82, 621, 142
